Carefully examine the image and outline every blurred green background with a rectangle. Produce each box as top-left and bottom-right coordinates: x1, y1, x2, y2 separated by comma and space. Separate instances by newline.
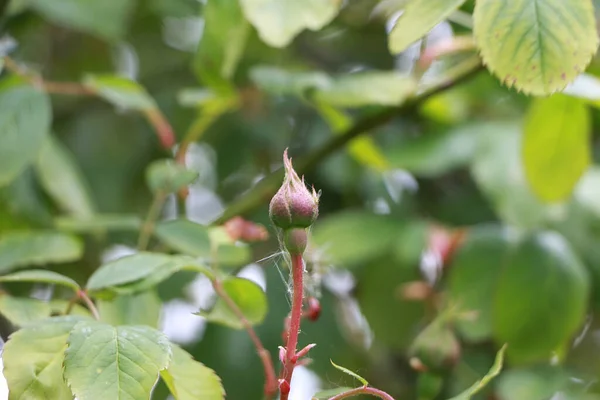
3, 0, 600, 399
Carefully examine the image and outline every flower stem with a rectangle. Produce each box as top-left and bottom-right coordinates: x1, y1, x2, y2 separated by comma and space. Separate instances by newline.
328, 386, 395, 400
212, 278, 278, 398
280, 252, 304, 400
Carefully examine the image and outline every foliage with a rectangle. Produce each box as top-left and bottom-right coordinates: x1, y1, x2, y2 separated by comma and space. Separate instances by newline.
0, 0, 600, 399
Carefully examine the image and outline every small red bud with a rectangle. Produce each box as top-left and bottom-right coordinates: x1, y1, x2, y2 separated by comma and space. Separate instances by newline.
269, 149, 320, 230
306, 297, 321, 321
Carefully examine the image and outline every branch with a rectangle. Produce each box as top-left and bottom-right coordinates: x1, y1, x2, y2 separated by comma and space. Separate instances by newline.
212, 278, 278, 398
3, 56, 175, 150
328, 386, 395, 400
214, 58, 484, 224
3, 56, 95, 95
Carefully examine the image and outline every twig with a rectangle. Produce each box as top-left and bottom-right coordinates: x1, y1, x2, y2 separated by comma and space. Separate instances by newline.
212, 278, 278, 398
279, 253, 305, 400
78, 290, 100, 321
3, 56, 95, 95
143, 108, 176, 149
3, 56, 175, 150
137, 190, 167, 250
328, 386, 395, 400
214, 59, 484, 224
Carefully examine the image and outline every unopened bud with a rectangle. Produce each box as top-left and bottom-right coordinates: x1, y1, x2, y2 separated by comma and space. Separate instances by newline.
269, 149, 319, 230
306, 297, 321, 321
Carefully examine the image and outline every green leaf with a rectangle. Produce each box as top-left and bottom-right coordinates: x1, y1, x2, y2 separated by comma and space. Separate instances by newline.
155, 219, 211, 258
239, 0, 342, 47
0, 295, 51, 326
522, 94, 590, 202
146, 159, 198, 193
0, 231, 83, 273
311, 387, 354, 400
471, 122, 549, 228
86, 252, 176, 292
161, 344, 225, 400
3, 316, 87, 400
496, 366, 569, 400
84, 75, 155, 110
388, 0, 468, 54
410, 319, 460, 372
330, 359, 368, 386
417, 372, 444, 400
87, 253, 210, 297
193, 0, 249, 91
447, 344, 507, 400
447, 225, 514, 342
198, 277, 267, 329
492, 232, 589, 363
0, 84, 51, 187
387, 124, 480, 177
64, 321, 172, 400
473, 0, 599, 95
29, 0, 135, 41
314, 71, 416, 107
97, 291, 162, 328
55, 214, 142, 232
150, 0, 200, 18
250, 66, 330, 97
311, 211, 400, 267
0, 269, 80, 291
356, 256, 424, 350
35, 135, 95, 218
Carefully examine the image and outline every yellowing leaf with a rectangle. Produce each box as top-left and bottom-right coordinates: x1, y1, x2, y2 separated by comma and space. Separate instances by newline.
522, 94, 590, 202
474, 0, 599, 95
239, 0, 342, 47
161, 345, 225, 400
3, 316, 87, 400
0, 295, 51, 326
388, 0, 468, 54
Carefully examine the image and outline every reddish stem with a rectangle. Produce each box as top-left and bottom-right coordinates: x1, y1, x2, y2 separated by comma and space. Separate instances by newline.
280, 252, 304, 400
77, 290, 100, 321
142, 108, 176, 149
212, 279, 278, 398
328, 386, 395, 400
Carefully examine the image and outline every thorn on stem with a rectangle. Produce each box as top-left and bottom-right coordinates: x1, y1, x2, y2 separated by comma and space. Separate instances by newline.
295, 343, 316, 359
